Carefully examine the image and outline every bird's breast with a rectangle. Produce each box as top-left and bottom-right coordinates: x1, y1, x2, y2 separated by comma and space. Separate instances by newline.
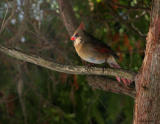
74, 41, 106, 64
82, 57, 105, 64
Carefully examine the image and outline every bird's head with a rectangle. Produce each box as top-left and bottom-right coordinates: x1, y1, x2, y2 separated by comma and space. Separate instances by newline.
70, 22, 85, 41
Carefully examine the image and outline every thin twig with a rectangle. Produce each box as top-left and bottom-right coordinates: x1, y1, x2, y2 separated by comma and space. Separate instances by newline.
131, 23, 146, 37
17, 64, 28, 124
108, 3, 147, 38
0, 1, 16, 34
0, 4, 8, 34
112, 3, 150, 12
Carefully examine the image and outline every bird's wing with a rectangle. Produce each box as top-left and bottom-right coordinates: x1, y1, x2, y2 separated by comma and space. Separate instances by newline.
84, 31, 118, 58
94, 45, 113, 53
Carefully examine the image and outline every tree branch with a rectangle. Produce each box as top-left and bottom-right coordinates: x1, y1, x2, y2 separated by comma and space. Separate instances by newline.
111, 2, 150, 12
87, 76, 136, 98
107, 3, 147, 38
0, 45, 136, 81
57, 0, 78, 36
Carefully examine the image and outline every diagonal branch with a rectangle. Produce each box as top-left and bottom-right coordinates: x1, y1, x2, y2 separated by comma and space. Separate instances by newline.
0, 45, 136, 80
57, 0, 78, 36
0, 45, 136, 98
87, 76, 136, 98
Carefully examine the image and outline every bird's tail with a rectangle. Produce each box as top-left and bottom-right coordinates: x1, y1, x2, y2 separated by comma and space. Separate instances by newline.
71, 22, 85, 40
107, 56, 121, 82
107, 56, 131, 85
107, 56, 120, 69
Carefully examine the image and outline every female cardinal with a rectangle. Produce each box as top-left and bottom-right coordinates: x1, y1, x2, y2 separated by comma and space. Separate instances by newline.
70, 23, 131, 85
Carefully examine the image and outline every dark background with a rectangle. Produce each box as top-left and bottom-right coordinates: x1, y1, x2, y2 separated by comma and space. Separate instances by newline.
0, 0, 151, 123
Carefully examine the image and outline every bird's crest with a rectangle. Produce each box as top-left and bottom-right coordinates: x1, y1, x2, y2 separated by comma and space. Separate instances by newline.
71, 22, 85, 41
78, 22, 85, 30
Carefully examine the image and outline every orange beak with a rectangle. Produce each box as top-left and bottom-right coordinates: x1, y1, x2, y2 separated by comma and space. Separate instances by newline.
71, 36, 76, 41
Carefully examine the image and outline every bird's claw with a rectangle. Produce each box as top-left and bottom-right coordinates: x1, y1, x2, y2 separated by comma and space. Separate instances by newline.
85, 64, 95, 71
116, 76, 132, 86
85, 66, 91, 71
116, 76, 121, 82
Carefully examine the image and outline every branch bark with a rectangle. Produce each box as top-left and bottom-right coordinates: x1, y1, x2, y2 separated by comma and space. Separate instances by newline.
0, 45, 136, 97
0, 45, 135, 80
87, 76, 136, 98
134, 0, 160, 123
57, 0, 78, 36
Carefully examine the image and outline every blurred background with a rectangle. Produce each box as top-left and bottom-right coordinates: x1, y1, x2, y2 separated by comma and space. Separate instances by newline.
0, 0, 151, 123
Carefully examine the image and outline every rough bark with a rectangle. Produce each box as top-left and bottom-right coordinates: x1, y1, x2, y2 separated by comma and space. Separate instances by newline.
0, 45, 135, 80
134, 0, 160, 123
87, 76, 136, 98
57, 0, 78, 36
0, 45, 136, 97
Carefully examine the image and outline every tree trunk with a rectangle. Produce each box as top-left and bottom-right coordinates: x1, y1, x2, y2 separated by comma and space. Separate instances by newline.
134, 0, 160, 123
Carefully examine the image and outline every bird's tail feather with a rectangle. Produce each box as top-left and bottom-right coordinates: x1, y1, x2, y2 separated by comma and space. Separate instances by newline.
107, 56, 120, 69
107, 56, 122, 83
107, 56, 131, 85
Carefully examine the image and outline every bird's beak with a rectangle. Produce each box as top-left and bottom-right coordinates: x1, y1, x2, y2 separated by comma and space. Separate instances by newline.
71, 36, 76, 41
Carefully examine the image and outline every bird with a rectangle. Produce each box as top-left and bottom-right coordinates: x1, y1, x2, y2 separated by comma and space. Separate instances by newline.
70, 22, 131, 85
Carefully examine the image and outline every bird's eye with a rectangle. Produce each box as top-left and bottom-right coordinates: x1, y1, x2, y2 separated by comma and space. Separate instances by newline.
75, 33, 79, 37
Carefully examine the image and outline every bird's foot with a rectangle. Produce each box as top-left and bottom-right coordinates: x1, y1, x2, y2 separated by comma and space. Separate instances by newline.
82, 60, 95, 67
109, 64, 132, 86
116, 76, 132, 86
85, 63, 96, 71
